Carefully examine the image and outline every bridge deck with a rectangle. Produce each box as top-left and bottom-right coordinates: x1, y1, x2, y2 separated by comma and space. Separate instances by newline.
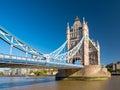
0, 54, 83, 69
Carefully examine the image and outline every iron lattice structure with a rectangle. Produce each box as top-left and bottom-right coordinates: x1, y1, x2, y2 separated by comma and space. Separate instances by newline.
0, 17, 100, 68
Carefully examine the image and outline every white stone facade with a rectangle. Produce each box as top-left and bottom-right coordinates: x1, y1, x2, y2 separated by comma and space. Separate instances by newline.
66, 16, 100, 66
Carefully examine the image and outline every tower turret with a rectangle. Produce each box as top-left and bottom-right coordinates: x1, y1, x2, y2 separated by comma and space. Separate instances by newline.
66, 22, 71, 50
82, 17, 89, 65
97, 41, 100, 65
83, 17, 85, 24
97, 41, 100, 49
67, 22, 70, 33
73, 16, 82, 30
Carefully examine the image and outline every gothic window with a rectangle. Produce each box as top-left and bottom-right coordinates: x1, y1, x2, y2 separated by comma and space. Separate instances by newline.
71, 34, 72, 38
81, 31, 82, 34
74, 33, 76, 37
79, 27, 82, 30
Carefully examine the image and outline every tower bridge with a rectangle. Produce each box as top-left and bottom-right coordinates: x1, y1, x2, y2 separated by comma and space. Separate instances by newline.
0, 16, 110, 80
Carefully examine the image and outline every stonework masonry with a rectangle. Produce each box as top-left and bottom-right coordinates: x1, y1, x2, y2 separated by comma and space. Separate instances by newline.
66, 16, 100, 65
56, 16, 111, 80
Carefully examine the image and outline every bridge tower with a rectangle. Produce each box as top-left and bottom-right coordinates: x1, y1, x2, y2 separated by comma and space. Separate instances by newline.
56, 16, 110, 80
66, 16, 90, 65
66, 16, 101, 66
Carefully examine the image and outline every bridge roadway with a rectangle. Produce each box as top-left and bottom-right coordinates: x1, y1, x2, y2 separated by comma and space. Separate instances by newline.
0, 54, 83, 69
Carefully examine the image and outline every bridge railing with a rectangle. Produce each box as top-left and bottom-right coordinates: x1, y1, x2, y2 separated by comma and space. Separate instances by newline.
0, 53, 83, 68
0, 53, 47, 62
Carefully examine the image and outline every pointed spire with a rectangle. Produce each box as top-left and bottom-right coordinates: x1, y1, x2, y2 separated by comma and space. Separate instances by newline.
97, 40, 99, 45
67, 22, 70, 34
97, 40, 100, 49
83, 17, 85, 24
75, 16, 80, 21
82, 17, 89, 30
73, 16, 82, 28
67, 22, 70, 29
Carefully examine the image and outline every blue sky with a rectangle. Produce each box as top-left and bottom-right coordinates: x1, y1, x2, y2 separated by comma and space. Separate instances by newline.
0, 0, 120, 65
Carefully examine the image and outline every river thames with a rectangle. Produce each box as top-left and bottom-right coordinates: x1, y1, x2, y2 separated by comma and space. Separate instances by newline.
0, 76, 120, 90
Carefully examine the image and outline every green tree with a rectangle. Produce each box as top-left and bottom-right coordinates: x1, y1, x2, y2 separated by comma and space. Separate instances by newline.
116, 69, 120, 72
33, 70, 47, 76
0, 71, 4, 76
29, 70, 34, 74
107, 67, 113, 72
40, 70, 47, 75
34, 71, 40, 76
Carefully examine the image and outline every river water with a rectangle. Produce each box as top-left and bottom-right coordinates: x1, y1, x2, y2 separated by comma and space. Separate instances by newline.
0, 76, 120, 90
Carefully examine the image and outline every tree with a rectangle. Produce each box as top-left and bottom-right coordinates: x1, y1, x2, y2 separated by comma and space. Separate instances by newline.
29, 70, 34, 74
107, 67, 113, 72
116, 69, 120, 72
0, 71, 4, 76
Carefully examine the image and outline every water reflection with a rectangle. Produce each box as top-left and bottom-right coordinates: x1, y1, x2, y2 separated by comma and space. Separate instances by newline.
104, 76, 120, 90
0, 76, 55, 90
56, 80, 108, 90
0, 76, 120, 90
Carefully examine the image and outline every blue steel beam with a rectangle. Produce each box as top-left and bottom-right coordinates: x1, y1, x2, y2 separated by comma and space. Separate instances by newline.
0, 54, 83, 68
0, 27, 44, 57
0, 27, 84, 68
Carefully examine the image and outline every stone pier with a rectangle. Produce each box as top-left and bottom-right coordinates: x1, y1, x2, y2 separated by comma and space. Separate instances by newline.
56, 17, 111, 80
56, 65, 111, 80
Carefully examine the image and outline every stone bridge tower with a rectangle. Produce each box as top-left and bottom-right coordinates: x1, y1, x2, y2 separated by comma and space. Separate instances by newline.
56, 17, 110, 80
66, 16, 100, 66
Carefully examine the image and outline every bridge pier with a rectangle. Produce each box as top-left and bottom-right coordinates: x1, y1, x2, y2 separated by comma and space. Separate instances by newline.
55, 17, 111, 80
56, 65, 111, 80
